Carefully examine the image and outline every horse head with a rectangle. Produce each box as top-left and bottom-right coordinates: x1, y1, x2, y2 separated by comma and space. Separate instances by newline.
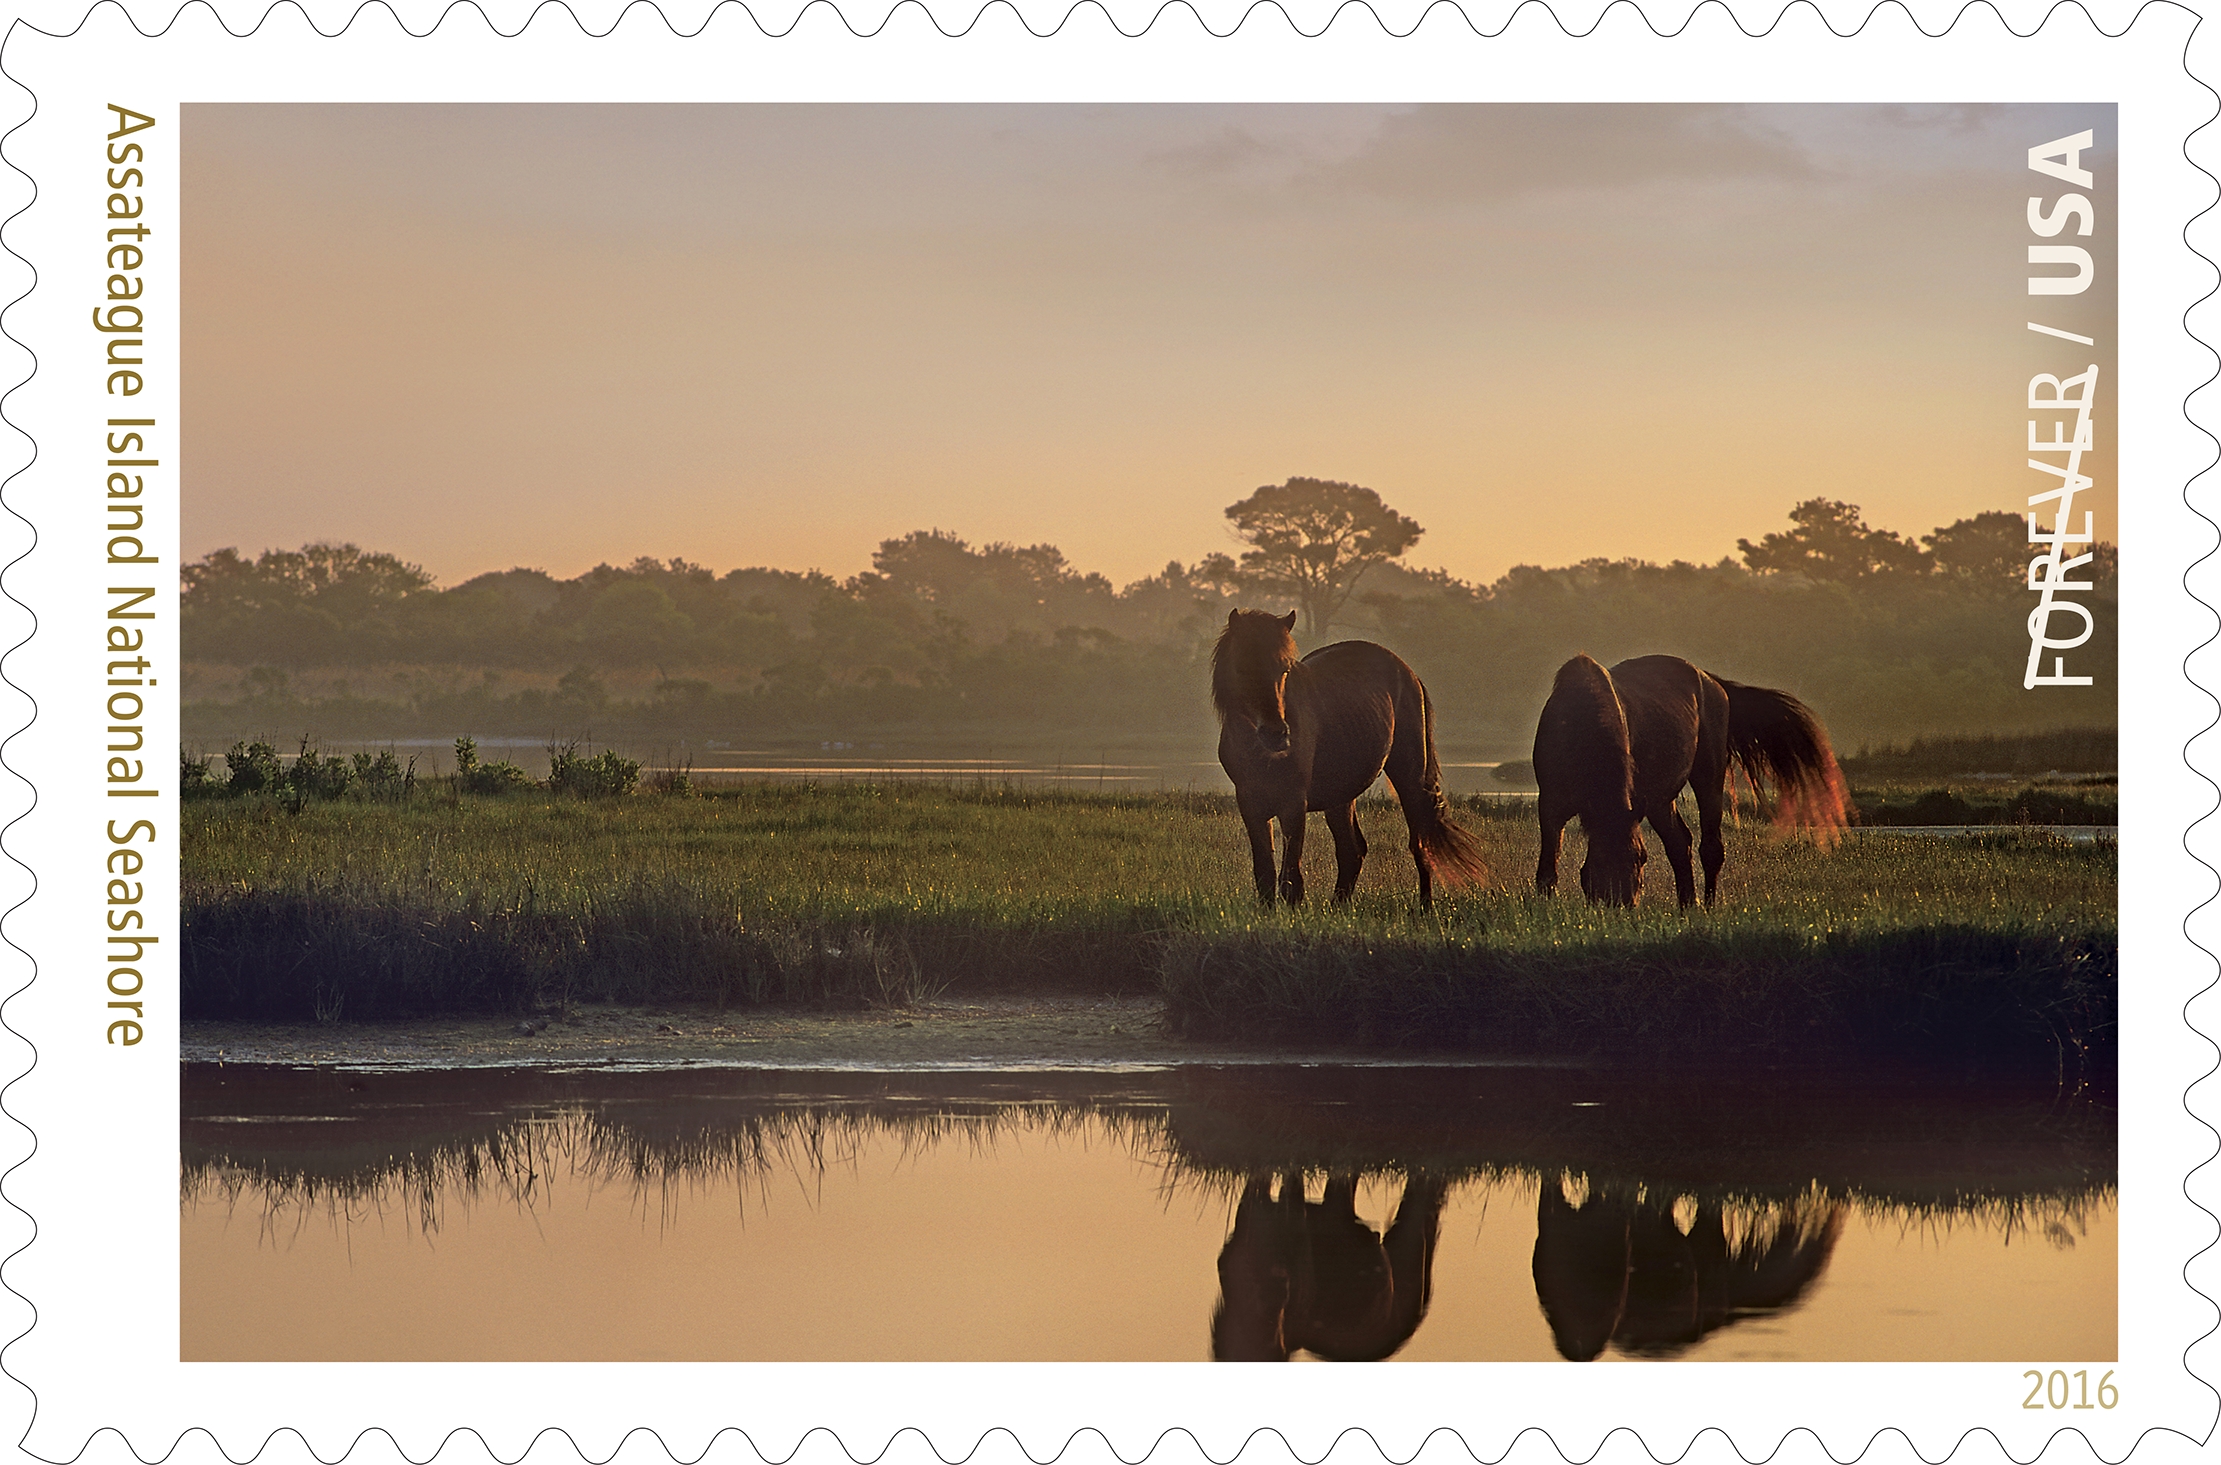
1213, 609, 1301, 754
1535, 654, 1648, 906
1579, 814, 1647, 906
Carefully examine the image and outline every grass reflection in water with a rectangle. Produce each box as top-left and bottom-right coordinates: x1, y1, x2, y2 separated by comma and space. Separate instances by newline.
181, 1063, 2114, 1362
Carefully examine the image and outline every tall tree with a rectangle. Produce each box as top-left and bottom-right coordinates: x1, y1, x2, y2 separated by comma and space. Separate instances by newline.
1920, 510, 2050, 593
1223, 477, 1424, 636
1736, 499, 1928, 582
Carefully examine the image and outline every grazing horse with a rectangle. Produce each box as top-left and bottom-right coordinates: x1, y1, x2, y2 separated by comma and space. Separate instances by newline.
1211, 1171, 1449, 1361
1531, 1181, 1846, 1360
1214, 609, 1487, 908
1533, 653, 1846, 907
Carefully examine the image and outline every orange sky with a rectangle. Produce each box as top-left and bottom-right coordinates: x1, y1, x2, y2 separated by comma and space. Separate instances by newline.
182, 104, 2116, 590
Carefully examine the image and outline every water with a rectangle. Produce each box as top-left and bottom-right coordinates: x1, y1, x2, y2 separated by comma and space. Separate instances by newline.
180, 1063, 2114, 1362
358, 739, 1529, 795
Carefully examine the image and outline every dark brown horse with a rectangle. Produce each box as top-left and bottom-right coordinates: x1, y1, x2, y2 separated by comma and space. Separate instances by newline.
1211, 1171, 1449, 1361
1533, 653, 1846, 907
1214, 609, 1486, 907
1532, 1181, 1846, 1360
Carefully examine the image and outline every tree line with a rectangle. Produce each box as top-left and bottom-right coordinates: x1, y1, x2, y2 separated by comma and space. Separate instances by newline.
182, 483, 2116, 750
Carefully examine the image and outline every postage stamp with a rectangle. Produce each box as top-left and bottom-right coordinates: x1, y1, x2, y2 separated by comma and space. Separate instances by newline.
0, 0, 2209, 1461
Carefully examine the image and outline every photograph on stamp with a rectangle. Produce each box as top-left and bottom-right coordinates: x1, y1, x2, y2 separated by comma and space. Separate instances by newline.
173, 103, 2116, 1364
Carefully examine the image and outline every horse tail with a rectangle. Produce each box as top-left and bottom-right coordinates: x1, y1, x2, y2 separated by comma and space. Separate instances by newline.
1714, 675, 1848, 842
1404, 679, 1490, 889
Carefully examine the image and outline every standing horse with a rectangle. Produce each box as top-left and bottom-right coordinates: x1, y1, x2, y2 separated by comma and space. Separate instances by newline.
1533, 653, 1846, 907
1214, 609, 1487, 908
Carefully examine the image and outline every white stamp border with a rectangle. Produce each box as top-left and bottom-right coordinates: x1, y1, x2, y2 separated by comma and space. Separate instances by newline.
0, 7, 2204, 1462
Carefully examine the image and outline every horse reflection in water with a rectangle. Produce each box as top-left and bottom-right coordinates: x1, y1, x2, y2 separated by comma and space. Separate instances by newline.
1531, 1179, 1846, 1360
1211, 1172, 1449, 1361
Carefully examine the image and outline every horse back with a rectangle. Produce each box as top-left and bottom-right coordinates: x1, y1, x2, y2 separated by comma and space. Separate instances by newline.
1606, 655, 1724, 801
1299, 638, 1418, 684
1292, 641, 1419, 804
1534, 653, 1632, 816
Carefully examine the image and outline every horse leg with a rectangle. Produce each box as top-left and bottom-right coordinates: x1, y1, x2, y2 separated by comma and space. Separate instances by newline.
1411, 826, 1435, 910
1380, 733, 1437, 910
1276, 805, 1309, 905
1238, 794, 1280, 905
1692, 676, 1732, 904
1649, 798, 1698, 908
1368, 803, 1436, 906
1324, 802, 1366, 902
1536, 793, 1572, 895
1377, 1172, 1447, 1347
1694, 777, 1727, 904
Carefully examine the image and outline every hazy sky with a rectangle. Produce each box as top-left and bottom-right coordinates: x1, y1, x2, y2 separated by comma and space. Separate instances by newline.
183, 103, 2116, 590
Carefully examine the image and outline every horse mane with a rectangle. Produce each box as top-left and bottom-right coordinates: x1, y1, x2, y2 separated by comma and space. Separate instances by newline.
1211, 610, 1299, 724
1545, 653, 1635, 815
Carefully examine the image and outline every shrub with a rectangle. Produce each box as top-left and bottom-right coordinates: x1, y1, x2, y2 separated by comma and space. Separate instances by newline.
286, 739, 354, 800
547, 742, 640, 798
350, 748, 416, 801
1906, 789, 1976, 824
2008, 786, 2115, 825
222, 740, 284, 794
454, 736, 533, 796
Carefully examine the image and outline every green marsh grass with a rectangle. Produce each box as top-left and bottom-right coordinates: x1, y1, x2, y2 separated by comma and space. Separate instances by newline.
183, 782, 2114, 1067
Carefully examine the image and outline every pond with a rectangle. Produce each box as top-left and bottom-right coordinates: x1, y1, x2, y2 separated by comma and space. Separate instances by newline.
181, 1062, 2114, 1362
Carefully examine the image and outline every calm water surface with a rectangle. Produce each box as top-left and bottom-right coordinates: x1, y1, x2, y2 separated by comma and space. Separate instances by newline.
181, 1063, 2114, 1362
368, 739, 1522, 795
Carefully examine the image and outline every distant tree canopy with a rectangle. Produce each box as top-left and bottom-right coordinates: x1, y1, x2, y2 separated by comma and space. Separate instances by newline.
1734, 499, 2118, 593
1921, 509, 2106, 589
1736, 499, 1928, 582
179, 543, 437, 664
857, 530, 1118, 641
182, 536, 1244, 679
1224, 478, 1424, 636
181, 493, 2115, 749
